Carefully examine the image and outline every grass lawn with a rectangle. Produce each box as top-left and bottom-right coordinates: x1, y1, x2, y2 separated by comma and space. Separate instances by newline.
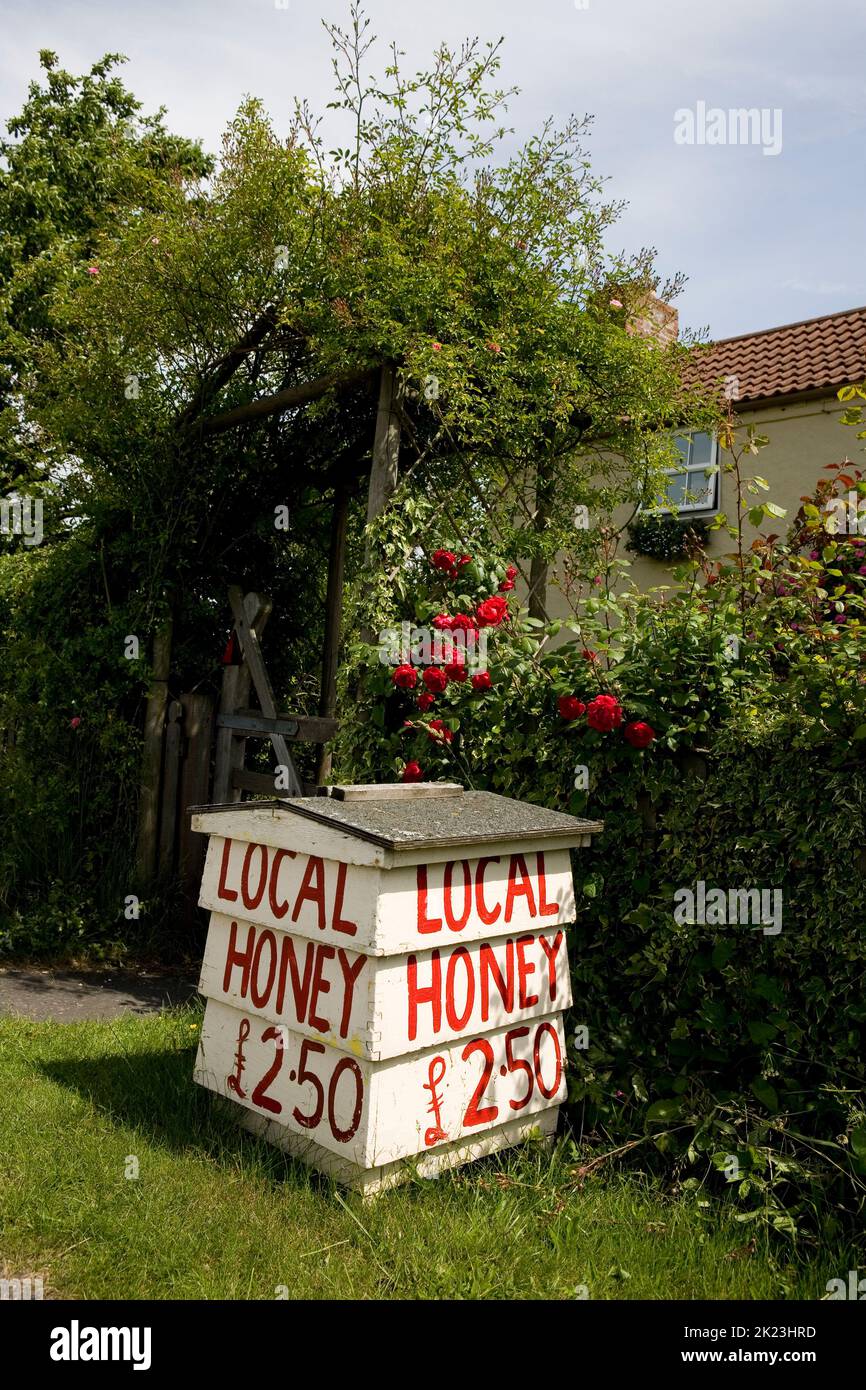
0, 1007, 843, 1300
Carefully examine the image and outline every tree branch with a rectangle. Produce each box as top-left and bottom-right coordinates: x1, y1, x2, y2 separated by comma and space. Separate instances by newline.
176, 304, 280, 430
198, 365, 378, 436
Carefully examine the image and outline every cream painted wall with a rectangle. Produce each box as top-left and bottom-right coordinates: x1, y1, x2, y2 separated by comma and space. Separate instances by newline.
542, 393, 856, 625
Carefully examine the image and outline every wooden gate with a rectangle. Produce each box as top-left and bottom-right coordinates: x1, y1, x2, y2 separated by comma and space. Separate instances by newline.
213, 585, 338, 802
135, 586, 338, 900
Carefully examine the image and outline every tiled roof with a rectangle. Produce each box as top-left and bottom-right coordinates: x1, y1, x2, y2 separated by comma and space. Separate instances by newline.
685, 305, 866, 404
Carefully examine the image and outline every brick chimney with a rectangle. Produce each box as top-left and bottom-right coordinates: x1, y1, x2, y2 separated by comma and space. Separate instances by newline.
627, 292, 679, 347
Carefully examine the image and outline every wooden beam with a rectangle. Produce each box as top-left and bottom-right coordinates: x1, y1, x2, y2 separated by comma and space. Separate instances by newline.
217, 712, 339, 743
528, 449, 555, 622
201, 366, 377, 436
231, 770, 319, 798
316, 480, 350, 784
213, 592, 271, 804
135, 617, 173, 885
179, 691, 215, 926
177, 305, 278, 430
157, 699, 184, 874
227, 586, 303, 796
331, 782, 463, 802
364, 363, 403, 566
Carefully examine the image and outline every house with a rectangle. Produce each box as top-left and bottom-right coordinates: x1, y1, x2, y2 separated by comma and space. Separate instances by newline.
546, 302, 866, 614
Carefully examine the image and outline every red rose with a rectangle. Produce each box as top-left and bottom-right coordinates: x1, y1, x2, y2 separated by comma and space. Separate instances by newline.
586, 694, 623, 732
431, 549, 457, 572
581, 649, 597, 663
471, 671, 492, 691
458, 554, 472, 568
402, 761, 424, 782
557, 696, 586, 721
427, 719, 453, 743
393, 664, 418, 690
476, 595, 509, 627
70, 716, 82, 730
432, 614, 453, 630
417, 693, 435, 711
445, 662, 467, 682
498, 579, 515, 591
423, 667, 448, 693
450, 613, 477, 632
506, 564, 517, 581
623, 720, 655, 749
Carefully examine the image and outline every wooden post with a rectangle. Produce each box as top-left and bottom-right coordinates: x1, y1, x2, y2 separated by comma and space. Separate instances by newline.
364, 363, 403, 567
135, 617, 173, 886
226, 586, 302, 796
158, 699, 184, 875
316, 481, 349, 785
213, 592, 272, 803
528, 451, 554, 622
179, 690, 215, 917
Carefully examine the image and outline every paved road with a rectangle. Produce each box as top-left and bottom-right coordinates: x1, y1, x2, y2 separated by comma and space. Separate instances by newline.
0, 967, 199, 1021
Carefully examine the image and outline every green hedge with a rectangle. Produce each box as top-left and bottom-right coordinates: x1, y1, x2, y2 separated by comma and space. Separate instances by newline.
334, 512, 866, 1237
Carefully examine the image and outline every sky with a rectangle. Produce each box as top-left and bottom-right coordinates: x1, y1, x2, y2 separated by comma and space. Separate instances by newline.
2, 0, 864, 342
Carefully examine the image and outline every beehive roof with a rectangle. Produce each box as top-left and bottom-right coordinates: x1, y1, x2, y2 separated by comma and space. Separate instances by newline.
250, 785, 602, 852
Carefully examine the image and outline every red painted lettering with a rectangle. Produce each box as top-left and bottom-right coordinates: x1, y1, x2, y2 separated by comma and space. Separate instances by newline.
331, 861, 358, 936
445, 946, 475, 1031
217, 837, 238, 902
444, 860, 472, 932
539, 930, 564, 1002
268, 848, 296, 919
416, 865, 443, 934
336, 949, 366, 1039
276, 934, 315, 1022
479, 938, 514, 1021
308, 945, 335, 1032
222, 919, 254, 996
535, 851, 560, 918
241, 842, 268, 911
250, 929, 278, 1009
475, 856, 501, 926
516, 934, 539, 1008
407, 951, 442, 1041
292, 855, 326, 931
505, 853, 537, 923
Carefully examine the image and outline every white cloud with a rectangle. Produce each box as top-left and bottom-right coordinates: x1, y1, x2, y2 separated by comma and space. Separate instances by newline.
1, 0, 864, 339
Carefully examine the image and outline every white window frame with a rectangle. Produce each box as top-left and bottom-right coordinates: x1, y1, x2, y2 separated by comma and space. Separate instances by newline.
651, 431, 720, 516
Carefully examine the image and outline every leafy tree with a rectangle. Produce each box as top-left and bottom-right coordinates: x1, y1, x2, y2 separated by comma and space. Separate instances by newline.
0, 7, 708, 941
25, 8, 703, 638
0, 49, 211, 490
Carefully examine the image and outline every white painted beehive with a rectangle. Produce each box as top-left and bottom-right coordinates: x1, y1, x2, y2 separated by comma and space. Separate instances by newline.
191, 783, 602, 1193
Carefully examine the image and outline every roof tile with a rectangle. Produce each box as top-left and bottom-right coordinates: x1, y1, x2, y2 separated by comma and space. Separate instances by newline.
684, 305, 866, 403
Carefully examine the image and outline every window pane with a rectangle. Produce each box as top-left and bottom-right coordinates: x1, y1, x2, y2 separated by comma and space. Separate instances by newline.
684, 467, 714, 509
671, 434, 691, 467
690, 431, 714, 466
661, 472, 687, 507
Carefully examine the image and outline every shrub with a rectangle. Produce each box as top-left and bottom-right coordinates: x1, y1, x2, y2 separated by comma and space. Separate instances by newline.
335, 466, 866, 1238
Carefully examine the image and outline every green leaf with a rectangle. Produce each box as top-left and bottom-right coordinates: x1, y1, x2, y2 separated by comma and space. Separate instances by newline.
850, 1127, 866, 1158
750, 1078, 778, 1113
645, 1099, 681, 1124
747, 1020, 777, 1045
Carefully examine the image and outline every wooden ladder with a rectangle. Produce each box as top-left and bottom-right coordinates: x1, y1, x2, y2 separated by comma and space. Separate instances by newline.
212, 587, 338, 802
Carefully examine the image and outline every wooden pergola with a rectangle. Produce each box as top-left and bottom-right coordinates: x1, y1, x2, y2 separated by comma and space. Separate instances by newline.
134, 353, 405, 888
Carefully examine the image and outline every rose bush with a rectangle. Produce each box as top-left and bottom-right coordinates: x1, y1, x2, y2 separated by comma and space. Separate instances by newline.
337, 465, 866, 1237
